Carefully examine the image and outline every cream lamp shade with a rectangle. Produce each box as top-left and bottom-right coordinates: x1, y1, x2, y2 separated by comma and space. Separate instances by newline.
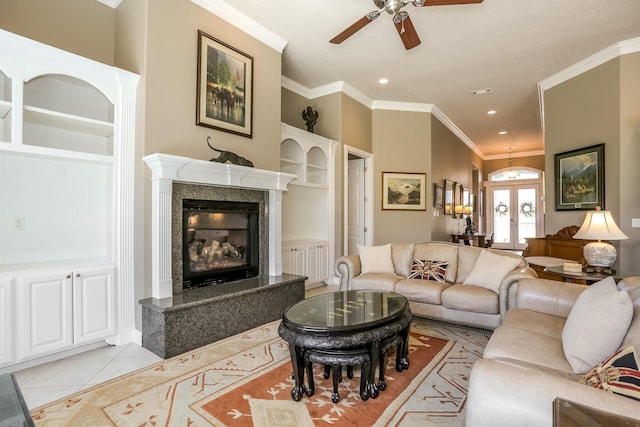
573, 208, 628, 272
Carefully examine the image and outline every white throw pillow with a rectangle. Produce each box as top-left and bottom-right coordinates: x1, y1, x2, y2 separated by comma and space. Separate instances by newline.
357, 244, 395, 275
462, 250, 522, 293
562, 277, 633, 374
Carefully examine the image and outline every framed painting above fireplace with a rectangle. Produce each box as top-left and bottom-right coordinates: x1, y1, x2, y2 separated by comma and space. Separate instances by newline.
196, 30, 253, 138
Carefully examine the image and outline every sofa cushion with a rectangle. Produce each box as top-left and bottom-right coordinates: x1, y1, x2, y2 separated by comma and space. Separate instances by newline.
413, 243, 458, 283
562, 277, 634, 374
395, 278, 450, 305
483, 326, 575, 374
581, 346, 640, 401
462, 250, 522, 293
351, 273, 401, 291
407, 259, 448, 282
391, 243, 415, 277
501, 309, 566, 339
441, 284, 499, 314
357, 244, 395, 274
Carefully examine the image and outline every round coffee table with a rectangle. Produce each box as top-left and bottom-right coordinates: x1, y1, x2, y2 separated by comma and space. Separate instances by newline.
278, 290, 412, 401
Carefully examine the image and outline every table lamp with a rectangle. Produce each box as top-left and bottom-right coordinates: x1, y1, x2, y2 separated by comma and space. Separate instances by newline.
572, 207, 628, 273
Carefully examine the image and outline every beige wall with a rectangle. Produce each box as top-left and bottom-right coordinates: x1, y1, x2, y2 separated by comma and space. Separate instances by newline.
618, 53, 640, 273
544, 53, 640, 274
430, 117, 481, 241
0, 0, 115, 66
372, 109, 431, 244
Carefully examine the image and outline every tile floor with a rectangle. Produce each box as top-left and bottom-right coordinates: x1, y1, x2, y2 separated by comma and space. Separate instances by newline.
13, 284, 337, 410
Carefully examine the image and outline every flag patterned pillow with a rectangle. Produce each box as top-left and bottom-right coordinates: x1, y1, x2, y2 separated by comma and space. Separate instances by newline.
408, 259, 448, 283
581, 346, 640, 401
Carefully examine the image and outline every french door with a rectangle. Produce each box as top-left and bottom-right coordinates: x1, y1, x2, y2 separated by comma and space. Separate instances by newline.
486, 182, 542, 250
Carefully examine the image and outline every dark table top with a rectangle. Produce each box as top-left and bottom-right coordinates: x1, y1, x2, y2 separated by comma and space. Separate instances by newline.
544, 265, 629, 283
282, 290, 408, 334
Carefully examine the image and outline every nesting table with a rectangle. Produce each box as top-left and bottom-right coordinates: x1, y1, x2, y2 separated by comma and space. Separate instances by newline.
278, 290, 412, 402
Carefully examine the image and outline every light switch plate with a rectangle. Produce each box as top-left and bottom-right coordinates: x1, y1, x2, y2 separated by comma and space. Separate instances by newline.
632, 218, 640, 228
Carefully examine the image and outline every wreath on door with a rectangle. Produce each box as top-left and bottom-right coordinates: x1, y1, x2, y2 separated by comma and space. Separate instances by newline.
520, 201, 535, 217
495, 201, 509, 216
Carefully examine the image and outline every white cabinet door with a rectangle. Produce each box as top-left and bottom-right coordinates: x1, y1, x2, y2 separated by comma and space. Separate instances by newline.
307, 243, 329, 284
282, 246, 307, 277
0, 277, 13, 366
73, 266, 116, 344
17, 270, 74, 360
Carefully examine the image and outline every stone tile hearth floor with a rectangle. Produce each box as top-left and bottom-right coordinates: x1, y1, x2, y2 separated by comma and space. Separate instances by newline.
13, 284, 340, 410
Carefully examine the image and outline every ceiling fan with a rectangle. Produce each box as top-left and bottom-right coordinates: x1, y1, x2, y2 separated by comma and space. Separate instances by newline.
330, 0, 484, 50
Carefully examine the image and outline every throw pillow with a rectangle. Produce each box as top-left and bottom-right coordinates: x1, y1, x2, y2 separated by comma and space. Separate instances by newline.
357, 244, 395, 275
408, 259, 448, 283
462, 250, 522, 293
581, 346, 640, 401
562, 277, 634, 374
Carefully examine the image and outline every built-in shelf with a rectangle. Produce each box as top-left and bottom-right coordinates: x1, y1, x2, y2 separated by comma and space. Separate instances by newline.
0, 101, 10, 119
24, 106, 114, 137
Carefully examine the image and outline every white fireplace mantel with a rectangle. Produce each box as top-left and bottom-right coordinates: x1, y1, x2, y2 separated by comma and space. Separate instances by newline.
143, 153, 296, 299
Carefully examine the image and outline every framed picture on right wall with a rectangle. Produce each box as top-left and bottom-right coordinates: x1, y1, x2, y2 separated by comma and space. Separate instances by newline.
554, 143, 604, 211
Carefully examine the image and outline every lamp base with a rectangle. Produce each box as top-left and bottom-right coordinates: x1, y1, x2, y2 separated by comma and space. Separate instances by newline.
582, 241, 617, 272
584, 266, 616, 274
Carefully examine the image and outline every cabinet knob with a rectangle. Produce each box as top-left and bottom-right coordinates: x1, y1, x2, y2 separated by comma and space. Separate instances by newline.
76, 273, 80, 278
66, 274, 71, 279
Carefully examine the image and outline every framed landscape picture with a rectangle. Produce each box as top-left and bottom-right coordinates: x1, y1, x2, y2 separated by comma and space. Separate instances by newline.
444, 179, 454, 215
196, 30, 253, 138
434, 182, 444, 209
382, 172, 426, 210
554, 143, 604, 211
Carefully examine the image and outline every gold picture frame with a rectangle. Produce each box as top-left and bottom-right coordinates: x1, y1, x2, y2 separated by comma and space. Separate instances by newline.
382, 172, 426, 211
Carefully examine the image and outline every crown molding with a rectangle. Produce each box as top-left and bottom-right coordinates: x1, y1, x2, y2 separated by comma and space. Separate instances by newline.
484, 150, 545, 161
190, 0, 288, 53
95, 0, 122, 8
538, 37, 640, 91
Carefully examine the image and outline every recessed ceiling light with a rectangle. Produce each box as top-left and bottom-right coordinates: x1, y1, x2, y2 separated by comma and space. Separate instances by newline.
379, 78, 389, 84
499, 131, 508, 135
487, 110, 497, 115
471, 88, 492, 95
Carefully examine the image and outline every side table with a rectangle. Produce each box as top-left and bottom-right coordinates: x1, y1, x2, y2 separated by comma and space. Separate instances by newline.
544, 265, 628, 284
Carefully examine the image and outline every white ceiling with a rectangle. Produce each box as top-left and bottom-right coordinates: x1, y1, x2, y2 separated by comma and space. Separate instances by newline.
105, 0, 640, 158
218, 0, 640, 158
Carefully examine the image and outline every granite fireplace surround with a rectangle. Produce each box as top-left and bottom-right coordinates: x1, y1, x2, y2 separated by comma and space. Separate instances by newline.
139, 154, 305, 359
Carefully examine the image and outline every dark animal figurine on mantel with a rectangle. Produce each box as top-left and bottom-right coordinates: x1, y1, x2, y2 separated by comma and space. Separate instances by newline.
207, 136, 254, 167
302, 106, 318, 133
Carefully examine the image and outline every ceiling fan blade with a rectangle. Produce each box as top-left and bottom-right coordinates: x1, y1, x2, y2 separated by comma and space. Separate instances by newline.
394, 14, 421, 50
330, 13, 379, 44
421, 0, 483, 5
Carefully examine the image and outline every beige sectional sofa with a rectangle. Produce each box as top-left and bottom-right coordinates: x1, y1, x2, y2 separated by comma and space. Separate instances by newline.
467, 276, 640, 426
334, 242, 536, 330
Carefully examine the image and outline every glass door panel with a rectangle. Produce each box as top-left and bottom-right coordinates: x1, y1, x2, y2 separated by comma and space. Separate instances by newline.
488, 183, 541, 250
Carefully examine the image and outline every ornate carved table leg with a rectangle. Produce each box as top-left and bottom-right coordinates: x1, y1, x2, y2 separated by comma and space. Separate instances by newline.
398, 324, 410, 371
367, 340, 380, 399
289, 343, 306, 401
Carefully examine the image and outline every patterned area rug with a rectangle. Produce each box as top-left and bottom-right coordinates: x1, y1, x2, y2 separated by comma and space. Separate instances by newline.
31, 318, 489, 426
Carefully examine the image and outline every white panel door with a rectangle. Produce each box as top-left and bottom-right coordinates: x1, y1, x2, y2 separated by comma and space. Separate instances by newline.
307, 242, 329, 284
488, 183, 541, 250
347, 159, 366, 255
17, 270, 73, 360
73, 266, 116, 344
0, 276, 13, 366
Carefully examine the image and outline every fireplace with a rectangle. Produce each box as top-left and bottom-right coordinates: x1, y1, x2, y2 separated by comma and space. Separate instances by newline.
182, 199, 259, 288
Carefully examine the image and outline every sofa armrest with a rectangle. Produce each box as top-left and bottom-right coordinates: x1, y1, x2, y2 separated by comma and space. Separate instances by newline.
498, 266, 537, 316
335, 255, 361, 290
467, 358, 640, 427
510, 277, 587, 318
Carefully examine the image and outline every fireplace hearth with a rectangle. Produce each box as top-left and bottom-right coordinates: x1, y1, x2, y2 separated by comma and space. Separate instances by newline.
141, 153, 302, 358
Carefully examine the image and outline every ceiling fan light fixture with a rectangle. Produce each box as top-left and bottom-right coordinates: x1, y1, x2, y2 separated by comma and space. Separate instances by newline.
412, 0, 426, 6
393, 11, 409, 24
385, 0, 405, 14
